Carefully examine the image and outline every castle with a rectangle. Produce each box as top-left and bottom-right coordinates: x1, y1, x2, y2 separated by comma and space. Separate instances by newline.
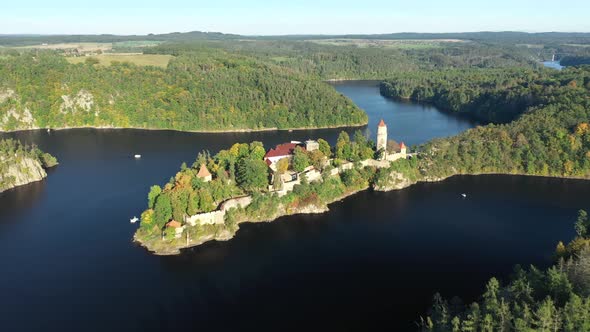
377, 119, 407, 161
377, 119, 387, 151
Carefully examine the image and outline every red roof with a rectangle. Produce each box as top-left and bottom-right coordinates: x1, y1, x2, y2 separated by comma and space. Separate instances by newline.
378, 119, 386, 127
166, 220, 182, 228
196, 164, 212, 178
400, 142, 406, 149
264, 143, 300, 159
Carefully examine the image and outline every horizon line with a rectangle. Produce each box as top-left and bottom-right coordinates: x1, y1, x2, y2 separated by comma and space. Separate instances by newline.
2, 30, 590, 38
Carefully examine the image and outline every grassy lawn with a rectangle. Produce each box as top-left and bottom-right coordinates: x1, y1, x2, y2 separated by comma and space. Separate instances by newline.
66, 53, 173, 68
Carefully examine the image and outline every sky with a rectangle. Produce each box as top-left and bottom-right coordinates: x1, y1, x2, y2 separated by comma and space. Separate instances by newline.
1, 0, 589, 36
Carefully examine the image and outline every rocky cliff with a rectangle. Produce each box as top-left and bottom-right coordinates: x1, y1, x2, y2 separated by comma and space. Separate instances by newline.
0, 139, 57, 193
0, 157, 47, 192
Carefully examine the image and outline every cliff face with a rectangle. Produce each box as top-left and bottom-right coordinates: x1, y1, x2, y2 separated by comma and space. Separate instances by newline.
0, 156, 47, 192
373, 170, 417, 192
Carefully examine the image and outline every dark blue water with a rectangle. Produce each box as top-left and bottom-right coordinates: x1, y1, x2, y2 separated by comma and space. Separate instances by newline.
0, 82, 585, 331
332, 81, 477, 145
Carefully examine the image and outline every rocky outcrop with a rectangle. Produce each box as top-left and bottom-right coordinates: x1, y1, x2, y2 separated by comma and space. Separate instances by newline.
0, 157, 47, 192
373, 170, 417, 191
0, 89, 38, 131
60, 89, 98, 116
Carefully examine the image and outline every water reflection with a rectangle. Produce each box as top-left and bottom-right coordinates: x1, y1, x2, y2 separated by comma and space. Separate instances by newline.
0, 179, 47, 222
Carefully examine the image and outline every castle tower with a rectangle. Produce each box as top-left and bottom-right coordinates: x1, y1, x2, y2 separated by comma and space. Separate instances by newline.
377, 119, 387, 152
400, 142, 407, 155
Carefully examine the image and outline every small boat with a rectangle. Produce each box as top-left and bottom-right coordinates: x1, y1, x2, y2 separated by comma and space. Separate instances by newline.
46, 128, 50, 133
134, 154, 141, 159
130, 216, 139, 223
461, 193, 467, 198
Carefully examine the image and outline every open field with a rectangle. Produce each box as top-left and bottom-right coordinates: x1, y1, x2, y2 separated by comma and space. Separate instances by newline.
307, 38, 467, 49
563, 44, 590, 48
17, 42, 113, 52
66, 53, 173, 68
13, 40, 163, 52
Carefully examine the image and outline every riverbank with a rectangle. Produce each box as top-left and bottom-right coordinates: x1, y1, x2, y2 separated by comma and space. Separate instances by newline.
133, 186, 367, 255
0, 121, 368, 135
136, 166, 590, 256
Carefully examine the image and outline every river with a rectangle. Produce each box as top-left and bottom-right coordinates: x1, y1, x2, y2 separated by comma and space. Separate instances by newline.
0, 82, 585, 331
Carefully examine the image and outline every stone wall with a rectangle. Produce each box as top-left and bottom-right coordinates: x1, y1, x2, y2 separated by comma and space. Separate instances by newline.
184, 155, 410, 227
386, 152, 407, 162
186, 195, 254, 226
185, 211, 225, 226
220, 196, 252, 212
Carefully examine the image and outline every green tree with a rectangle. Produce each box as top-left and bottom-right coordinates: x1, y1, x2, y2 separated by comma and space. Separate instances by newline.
198, 189, 215, 212
317, 138, 332, 158
336, 131, 352, 160
534, 297, 560, 331
309, 149, 326, 170
171, 188, 190, 221
147, 185, 162, 209
575, 210, 589, 237
153, 193, 172, 228
292, 146, 310, 172
249, 142, 266, 160
276, 157, 290, 174
237, 159, 269, 192
187, 190, 200, 215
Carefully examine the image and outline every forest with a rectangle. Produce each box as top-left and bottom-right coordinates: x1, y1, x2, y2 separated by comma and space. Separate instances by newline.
402, 66, 590, 180
0, 50, 366, 131
3, 31, 590, 133
380, 67, 553, 123
374, 66, 590, 331
145, 39, 537, 80
420, 210, 590, 332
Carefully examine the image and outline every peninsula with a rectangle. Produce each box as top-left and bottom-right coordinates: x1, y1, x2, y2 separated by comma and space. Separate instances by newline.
135, 64, 590, 255
134, 119, 413, 254
0, 138, 58, 193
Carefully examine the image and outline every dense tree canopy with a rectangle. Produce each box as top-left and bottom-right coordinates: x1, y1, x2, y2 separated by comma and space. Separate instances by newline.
377, 66, 590, 181
0, 50, 367, 131
422, 211, 590, 332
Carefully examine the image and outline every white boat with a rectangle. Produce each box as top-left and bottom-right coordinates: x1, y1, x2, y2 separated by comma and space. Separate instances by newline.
46, 128, 50, 133
130, 216, 139, 223
134, 154, 141, 159
461, 193, 467, 198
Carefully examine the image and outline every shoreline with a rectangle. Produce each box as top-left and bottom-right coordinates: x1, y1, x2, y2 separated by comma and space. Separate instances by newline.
134, 187, 368, 256
0, 122, 368, 135
136, 171, 590, 255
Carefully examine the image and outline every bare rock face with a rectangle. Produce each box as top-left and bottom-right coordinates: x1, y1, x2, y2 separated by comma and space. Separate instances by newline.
0, 157, 47, 192
0, 89, 16, 103
294, 204, 330, 214
373, 171, 415, 191
0, 89, 38, 131
60, 89, 98, 116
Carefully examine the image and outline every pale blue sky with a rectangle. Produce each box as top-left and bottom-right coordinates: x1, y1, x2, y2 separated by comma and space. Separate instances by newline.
1, 0, 589, 35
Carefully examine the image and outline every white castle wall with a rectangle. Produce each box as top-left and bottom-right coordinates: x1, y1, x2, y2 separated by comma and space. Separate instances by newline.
185, 196, 253, 226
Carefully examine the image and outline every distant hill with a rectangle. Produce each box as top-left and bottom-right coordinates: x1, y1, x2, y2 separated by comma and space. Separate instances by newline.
0, 31, 241, 46
2, 31, 590, 47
